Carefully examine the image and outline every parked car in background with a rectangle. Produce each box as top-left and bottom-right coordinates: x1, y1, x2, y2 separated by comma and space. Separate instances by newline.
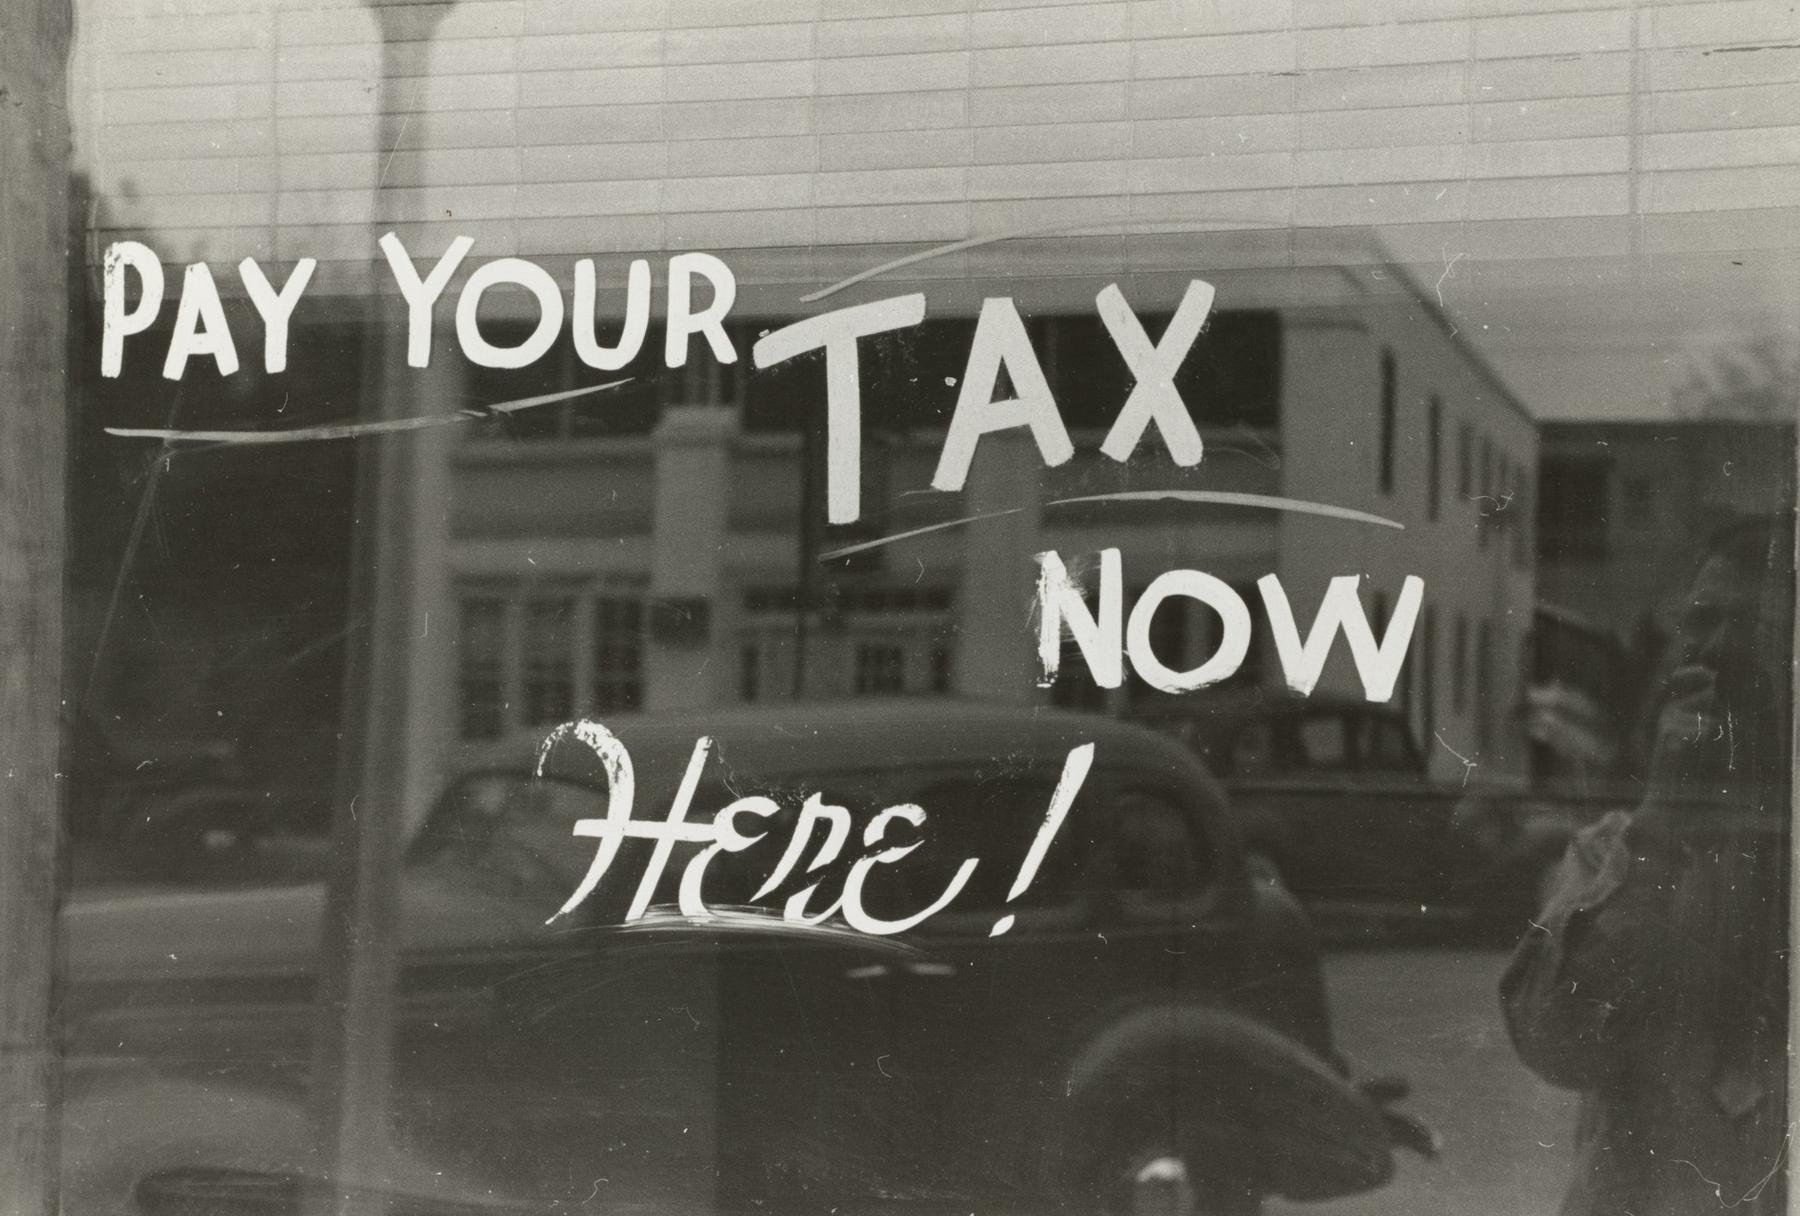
62, 705, 338, 885
63, 627, 346, 884
1130, 691, 1563, 933
61, 700, 1427, 1215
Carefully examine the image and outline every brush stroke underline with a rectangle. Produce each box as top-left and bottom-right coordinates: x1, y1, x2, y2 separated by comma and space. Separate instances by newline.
104, 380, 631, 446
818, 491, 1403, 561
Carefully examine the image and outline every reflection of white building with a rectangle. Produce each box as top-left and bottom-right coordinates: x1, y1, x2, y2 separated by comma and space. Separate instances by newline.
433, 250, 1537, 787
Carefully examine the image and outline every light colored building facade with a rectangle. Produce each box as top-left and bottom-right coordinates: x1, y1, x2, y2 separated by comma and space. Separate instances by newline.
426, 253, 1537, 788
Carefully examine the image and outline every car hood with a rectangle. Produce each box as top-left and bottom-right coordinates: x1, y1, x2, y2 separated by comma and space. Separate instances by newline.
63, 874, 551, 985
62, 876, 913, 986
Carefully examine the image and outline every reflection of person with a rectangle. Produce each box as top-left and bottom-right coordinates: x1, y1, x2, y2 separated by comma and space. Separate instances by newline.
1501, 516, 1793, 1216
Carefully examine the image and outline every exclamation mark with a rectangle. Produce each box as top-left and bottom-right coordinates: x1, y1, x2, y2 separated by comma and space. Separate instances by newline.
991, 742, 1094, 937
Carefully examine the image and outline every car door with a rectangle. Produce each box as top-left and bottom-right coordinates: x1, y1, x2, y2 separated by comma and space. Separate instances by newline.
1247, 705, 1481, 912
834, 763, 1252, 1197
785, 761, 1107, 1201
396, 767, 930, 1211
1347, 709, 1477, 905
390, 770, 740, 1209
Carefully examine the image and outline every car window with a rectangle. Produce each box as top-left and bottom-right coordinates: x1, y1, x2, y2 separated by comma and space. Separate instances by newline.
897, 775, 1071, 913
684, 773, 885, 912
410, 773, 607, 908
1108, 790, 1212, 896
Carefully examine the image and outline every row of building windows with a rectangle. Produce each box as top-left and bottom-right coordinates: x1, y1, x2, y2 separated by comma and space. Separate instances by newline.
735, 633, 956, 703
459, 582, 1279, 728
458, 580, 1515, 769
1378, 347, 1531, 567
458, 585, 646, 740
458, 581, 966, 737
463, 311, 1284, 441
1406, 603, 1514, 760
737, 584, 958, 702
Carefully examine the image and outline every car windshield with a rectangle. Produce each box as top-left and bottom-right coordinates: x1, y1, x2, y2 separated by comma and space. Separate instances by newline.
409, 772, 600, 883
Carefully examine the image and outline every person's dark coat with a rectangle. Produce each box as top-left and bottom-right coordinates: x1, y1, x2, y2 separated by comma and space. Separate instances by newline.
1501, 809, 1788, 1216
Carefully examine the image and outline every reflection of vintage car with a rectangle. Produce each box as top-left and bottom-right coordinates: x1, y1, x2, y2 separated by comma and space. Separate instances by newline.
1130, 692, 1551, 924
62, 701, 1425, 1215
66, 633, 346, 880
63, 710, 339, 883
62, 708, 249, 854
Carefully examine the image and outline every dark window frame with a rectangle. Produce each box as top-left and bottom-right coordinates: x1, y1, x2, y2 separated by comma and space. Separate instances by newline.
1378, 348, 1397, 495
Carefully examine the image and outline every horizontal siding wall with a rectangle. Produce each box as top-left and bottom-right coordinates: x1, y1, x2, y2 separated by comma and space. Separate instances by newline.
74, 0, 1800, 297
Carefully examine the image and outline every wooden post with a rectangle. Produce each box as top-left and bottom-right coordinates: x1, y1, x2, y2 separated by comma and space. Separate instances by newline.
1789, 408, 1799, 1216
0, 0, 72, 1210
308, 7, 451, 1213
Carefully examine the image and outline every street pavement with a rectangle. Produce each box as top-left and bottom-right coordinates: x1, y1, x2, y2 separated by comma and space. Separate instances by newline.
1270, 946, 1583, 1216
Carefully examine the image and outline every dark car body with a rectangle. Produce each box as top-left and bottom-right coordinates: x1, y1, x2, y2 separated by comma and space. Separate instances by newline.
1130, 691, 1541, 924
64, 706, 339, 882
61, 700, 1401, 1215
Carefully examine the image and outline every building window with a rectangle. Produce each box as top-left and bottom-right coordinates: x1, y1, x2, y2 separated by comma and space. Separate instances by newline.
1427, 395, 1443, 521
1474, 437, 1489, 549
854, 643, 906, 693
524, 598, 576, 725
467, 325, 662, 440
1419, 606, 1437, 745
739, 643, 760, 703
1458, 421, 1472, 499
457, 582, 645, 740
593, 597, 644, 713
1538, 454, 1613, 560
743, 582, 953, 701
1378, 349, 1397, 495
930, 645, 952, 693
1032, 309, 1283, 433
667, 318, 753, 408
458, 597, 506, 740
1514, 472, 1534, 568
1452, 612, 1468, 715
1475, 619, 1493, 751
1477, 438, 1496, 550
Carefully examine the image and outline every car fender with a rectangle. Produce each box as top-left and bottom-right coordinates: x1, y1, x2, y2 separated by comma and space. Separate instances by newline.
61, 1077, 317, 1216
61, 1076, 507, 1215
120, 784, 261, 838
112, 785, 272, 879
1050, 1005, 1394, 1203
1241, 873, 1341, 1061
